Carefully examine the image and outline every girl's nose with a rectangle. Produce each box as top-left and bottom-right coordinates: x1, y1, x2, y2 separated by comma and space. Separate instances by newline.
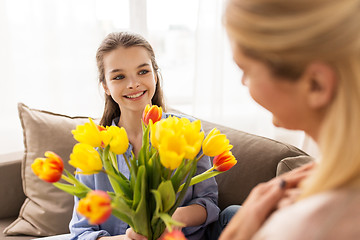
127, 77, 140, 89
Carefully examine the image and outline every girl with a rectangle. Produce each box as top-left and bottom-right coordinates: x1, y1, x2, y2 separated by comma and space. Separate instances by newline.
220, 0, 360, 239
69, 32, 220, 240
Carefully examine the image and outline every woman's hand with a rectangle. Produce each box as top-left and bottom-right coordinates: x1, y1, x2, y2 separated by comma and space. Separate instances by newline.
219, 162, 315, 240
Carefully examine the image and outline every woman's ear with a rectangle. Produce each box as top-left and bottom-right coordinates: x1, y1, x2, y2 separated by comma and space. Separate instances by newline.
102, 82, 111, 96
304, 62, 337, 109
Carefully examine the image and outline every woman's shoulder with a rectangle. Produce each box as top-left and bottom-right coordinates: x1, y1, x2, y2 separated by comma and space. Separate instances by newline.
254, 189, 360, 240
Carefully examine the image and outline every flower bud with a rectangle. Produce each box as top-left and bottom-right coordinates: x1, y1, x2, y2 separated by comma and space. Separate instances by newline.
213, 150, 237, 172
142, 104, 162, 126
31, 151, 64, 183
77, 190, 112, 225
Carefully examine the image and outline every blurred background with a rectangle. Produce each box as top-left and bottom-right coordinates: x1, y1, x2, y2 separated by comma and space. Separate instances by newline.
0, 0, 318, 156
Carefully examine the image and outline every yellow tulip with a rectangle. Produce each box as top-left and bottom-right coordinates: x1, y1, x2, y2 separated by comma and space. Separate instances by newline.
158, 133, 186, 170
72, 118, 102, 148
106, 126, 129, 155
202, 128, 233, 157
69, 143, 103, 173
77, 190, 112, 225
182, 120, 204, 159
150, 117, 178, 150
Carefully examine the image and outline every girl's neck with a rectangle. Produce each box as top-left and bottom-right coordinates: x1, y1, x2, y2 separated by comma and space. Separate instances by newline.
118, 110, 142, 134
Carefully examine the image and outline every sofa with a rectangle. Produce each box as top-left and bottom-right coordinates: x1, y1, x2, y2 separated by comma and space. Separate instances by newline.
0, 103, 313, 239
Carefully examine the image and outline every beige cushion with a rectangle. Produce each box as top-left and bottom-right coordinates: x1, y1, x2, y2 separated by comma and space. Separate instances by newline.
4, 103, 91, 237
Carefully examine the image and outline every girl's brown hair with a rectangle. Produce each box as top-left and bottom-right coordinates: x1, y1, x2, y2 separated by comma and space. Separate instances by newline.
96, 32, 165, 126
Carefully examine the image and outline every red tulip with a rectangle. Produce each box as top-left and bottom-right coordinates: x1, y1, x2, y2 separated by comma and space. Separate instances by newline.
31, 151, 64, 183
77, 190, 112, 225
213, 150, 237, 172
163, 229, 187, 240
142, 104, 162, 126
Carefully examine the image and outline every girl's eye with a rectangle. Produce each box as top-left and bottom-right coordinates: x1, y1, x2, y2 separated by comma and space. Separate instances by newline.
114, 75, 125, 80
139, 70, 149, 75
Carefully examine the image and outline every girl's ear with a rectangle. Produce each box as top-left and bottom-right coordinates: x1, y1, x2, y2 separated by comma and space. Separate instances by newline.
304, 62, 337, 109
155, 70, 159, 84
102, 82, 111, 96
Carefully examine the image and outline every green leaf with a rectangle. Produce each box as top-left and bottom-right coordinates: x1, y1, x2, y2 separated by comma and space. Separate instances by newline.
158, 213, 185, 232
53, 182, 89, 199
109, 151, 119, 172
158, 181, 175, 213
150, 153, 161, 190
132, 165, 145, 210
151, 189, 162, 215
112, 208, 134, 227
171, 159, 192, 192
169, 159, 197, 215
142, 123, 150, 159
177, 171, 222, 192
111, 196, 135, 227
151, 219, 166, 240
132, 165, 150, 237
102, 146, 132, 199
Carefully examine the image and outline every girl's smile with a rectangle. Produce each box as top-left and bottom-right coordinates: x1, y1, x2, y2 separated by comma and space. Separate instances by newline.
123, 90, 147, 99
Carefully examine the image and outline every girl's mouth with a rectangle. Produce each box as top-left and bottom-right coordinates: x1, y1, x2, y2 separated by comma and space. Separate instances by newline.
124, 91, 146, 99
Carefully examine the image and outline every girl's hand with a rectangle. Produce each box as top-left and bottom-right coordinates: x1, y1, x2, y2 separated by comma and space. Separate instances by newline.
219, 162, 315, 240
124, 227, 173, 240
124, 228, 147, 240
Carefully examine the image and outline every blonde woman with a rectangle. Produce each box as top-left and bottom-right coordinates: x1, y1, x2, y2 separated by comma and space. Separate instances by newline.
220, 0, 360, 239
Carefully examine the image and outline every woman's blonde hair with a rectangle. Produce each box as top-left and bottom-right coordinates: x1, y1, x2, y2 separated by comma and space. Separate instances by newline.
224, 0, 360, 197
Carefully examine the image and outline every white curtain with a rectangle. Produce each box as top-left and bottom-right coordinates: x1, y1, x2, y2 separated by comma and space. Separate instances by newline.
188, 0, 319, 157
0, 0, 319, 157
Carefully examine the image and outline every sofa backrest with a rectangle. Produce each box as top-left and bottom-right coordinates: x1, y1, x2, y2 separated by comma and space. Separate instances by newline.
200, 119, 313, 210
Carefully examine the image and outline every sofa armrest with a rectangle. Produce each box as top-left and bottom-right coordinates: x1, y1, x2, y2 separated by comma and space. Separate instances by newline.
0, 151, 26, 219
276, 155, 314, 176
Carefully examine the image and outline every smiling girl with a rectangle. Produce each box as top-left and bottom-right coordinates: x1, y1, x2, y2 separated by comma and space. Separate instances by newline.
69, 32, 220, 240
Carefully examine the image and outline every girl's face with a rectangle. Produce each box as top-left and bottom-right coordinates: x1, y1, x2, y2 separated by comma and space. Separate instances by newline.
103, 46, 157, 115
231, 43, 311, 131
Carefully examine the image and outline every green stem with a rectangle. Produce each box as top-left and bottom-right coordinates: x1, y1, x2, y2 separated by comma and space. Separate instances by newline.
177, 167, 220, 192
101, 169, 122, 182
123, 153, 131, 171
196, 153, 205, 161
110, 151, 119, 172
61, 175, 75, 185
167, 168, 172, 180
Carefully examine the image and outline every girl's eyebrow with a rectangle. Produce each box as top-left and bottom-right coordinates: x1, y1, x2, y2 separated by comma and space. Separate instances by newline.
137, 63, 150, 68
108, 63, 150, 74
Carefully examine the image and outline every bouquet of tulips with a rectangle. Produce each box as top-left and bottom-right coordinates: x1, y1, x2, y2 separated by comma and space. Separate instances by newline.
31, 105, 237, 240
